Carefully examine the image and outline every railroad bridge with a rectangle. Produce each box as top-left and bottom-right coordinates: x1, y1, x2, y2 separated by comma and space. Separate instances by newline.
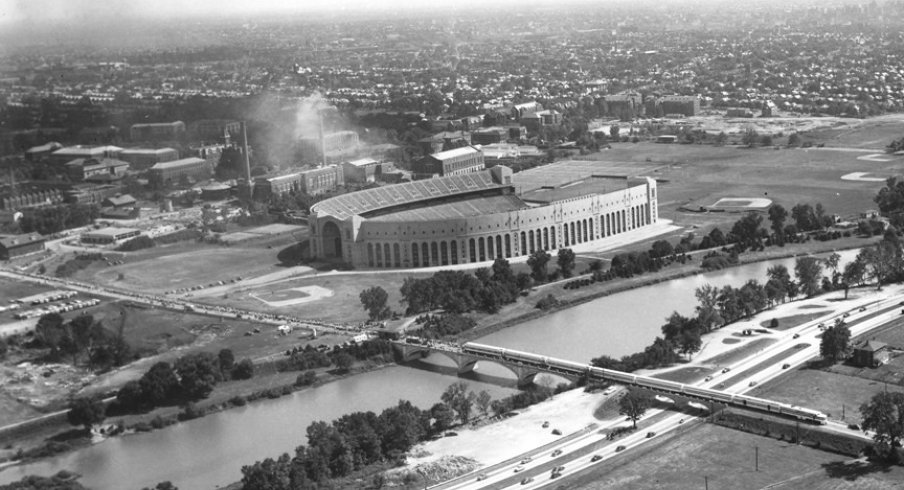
391, 340, 579, 388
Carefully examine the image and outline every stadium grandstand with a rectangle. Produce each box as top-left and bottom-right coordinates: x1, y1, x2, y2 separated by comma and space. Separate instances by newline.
309, 161, 659, 268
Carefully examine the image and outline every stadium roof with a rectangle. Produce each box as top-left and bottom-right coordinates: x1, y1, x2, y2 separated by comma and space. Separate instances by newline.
312, 171, 506, 220
368, 194, 526, 222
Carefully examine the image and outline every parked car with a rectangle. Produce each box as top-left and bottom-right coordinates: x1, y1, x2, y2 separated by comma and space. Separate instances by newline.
542, 421, 549, 428
848, 423, 861, 431
591, 454, 603, 462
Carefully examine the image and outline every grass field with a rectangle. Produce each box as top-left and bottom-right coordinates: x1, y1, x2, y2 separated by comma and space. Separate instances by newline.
562, 423, 853, 490
750, 369, 904, 424
760, 312, 831, 330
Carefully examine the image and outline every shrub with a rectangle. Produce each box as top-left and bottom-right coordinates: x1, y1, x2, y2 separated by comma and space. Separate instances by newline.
535, 294, 560, 310
229, 395, 247, 406
770, 318, 779, 329
117, 235, 155, 251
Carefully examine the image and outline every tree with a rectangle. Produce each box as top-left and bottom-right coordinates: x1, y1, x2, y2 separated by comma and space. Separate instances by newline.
742, 127, 759, 147
429, 402, 455, 432
768, 204, 788, 244
787, 133, 801, 147
334, 352, 355, 372
791, 204, 818, 231
35, 312, 66, 353
824, 252, 841, 284
556, 248, 576, 278
860, 391, 904, 461
218, 349, 235, 378
794, 256, 823, 298
678, 329, 702, 359
650, 240, 673, 259
67, 396, 106, 432
139, 362, 180, 406
359, 286, 391, 321
475, 390, 492, 418
175, 353, 222, 400
694, 284, 724, 331
441, 381, 475, 424
232, 358, 255, 380
527, 249, 551, 282
619, 389, 652, 428
819, 324, 852, 363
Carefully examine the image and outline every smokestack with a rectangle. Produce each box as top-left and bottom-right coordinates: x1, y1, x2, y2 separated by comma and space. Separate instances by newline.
241, 121, 252, 183
318, 110, 326, 168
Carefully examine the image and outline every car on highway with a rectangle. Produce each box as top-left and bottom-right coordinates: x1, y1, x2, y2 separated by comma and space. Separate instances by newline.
551, 449, 562, 457
542, 421, 549, 428
793, 333, 800, 339
848, 423, 861, 430
749, 381, 758, 387
705, 375, 713, 381
514, 466, 525, 473
615, 445, 627, 452
782, 363, 791, 369
521, 476, 534, 485
646, 431, 656, 438
860, 306, 867, 312
520, 457, 532, 464
476, 474, 488, 481
722, 367, 731, 373
591, 454, 603, 462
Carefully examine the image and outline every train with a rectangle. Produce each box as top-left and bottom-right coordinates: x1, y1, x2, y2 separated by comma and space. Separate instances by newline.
461, 342, 828, 425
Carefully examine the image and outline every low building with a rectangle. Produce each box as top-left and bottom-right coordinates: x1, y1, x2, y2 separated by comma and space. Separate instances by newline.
521, 110, 562, 132
148, 157, 212, 187
343, 158, 381, 184
0, 233, 45, 260
48, 145, 123, 165
471, 127, 509, 145
852, 340, 891, 367
24, 142, 62, 162
413, 146, 485, 179
254, 171, 304, 201
66, 157, 130, 183
81, 227, 141, 245
130, 121, 186, 142
190, 119, 241, 142
190, 143, 229, 165
200, 183, 232, 201
102, 194, 137, 208
726, 108, 755, 118
119, 148, 179, 170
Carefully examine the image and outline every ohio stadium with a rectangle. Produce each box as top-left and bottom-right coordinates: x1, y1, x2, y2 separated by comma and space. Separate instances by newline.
309, 160, 659, 269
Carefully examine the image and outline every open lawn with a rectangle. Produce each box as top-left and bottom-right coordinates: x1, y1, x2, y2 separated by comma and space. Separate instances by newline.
75, 241, 298, 293
0, 277, 53, 304
750, 369, 904, 424
760, 312, 831, 330
583, 141, 902, 232
562, 423, 852, 490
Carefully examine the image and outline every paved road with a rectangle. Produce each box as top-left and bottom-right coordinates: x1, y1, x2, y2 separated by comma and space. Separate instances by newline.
439, 293, 899, 490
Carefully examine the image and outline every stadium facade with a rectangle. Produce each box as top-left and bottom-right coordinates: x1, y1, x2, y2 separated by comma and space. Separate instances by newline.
309, 161, 658, 268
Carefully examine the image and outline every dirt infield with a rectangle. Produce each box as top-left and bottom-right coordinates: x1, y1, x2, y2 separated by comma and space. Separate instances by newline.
250, 285, 333, 307
710, 197, 773, 210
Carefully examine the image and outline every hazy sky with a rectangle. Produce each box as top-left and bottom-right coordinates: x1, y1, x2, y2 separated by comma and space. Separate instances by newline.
0, 0, 542, 26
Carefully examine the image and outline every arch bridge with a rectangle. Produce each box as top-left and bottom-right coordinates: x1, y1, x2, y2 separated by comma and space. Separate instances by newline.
391, 340, 579, 388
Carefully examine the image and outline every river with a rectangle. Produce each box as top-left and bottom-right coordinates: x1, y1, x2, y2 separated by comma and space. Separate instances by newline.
0, 249, 858, 489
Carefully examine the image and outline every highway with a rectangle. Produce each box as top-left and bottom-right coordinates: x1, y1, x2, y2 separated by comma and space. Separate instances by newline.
438, 293, 903, 490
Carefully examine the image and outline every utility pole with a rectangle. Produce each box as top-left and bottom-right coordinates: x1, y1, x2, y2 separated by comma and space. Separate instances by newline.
755, 446, 759, 472
704, 476, 709, 490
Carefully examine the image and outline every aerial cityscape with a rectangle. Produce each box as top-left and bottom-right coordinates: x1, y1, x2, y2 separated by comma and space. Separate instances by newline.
4, 0, 904, 488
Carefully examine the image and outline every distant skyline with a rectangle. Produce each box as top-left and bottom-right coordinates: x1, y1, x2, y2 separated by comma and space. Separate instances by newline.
0, 0, 573, 26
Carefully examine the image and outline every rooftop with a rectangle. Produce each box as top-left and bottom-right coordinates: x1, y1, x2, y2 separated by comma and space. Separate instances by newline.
368, 194, 526, 222
82, 227, 140, 237
150, 157, 207, 170
120, 147, 178, 155
0, 233, 45, 248
429, 146, 481, 161
346, 158, 379, 167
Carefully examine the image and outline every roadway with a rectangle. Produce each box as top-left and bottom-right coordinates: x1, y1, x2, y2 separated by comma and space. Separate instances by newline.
437, 292, 903, 490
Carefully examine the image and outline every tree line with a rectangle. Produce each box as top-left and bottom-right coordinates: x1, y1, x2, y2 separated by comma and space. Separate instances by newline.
239, 381, 559, 490
112, 349, 254, 413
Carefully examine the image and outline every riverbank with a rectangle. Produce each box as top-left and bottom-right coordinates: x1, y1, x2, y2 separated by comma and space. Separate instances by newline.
0, 234, 876, 479
406, 280, 898, 481
458, 235, 877, 343
0, 359, 396, 472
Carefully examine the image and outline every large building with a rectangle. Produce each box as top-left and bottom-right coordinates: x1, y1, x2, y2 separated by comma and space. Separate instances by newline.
66, 157, 130, 182
413, 146, 485, 179
48, 145, 123, 165
118, 148, 179, 170
646, 95, 701, 117
0, 233, 45, 260
309, 161, 658, 268
148, 157, 212, 187
299, 131, 359, 165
